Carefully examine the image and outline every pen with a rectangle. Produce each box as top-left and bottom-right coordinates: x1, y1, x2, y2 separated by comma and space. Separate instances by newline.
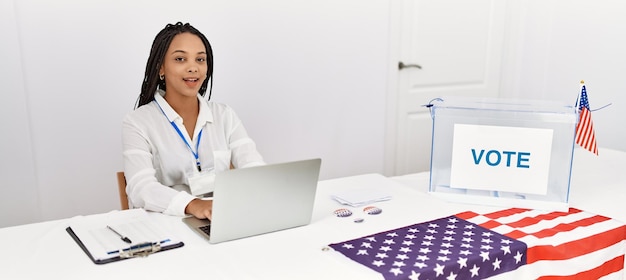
107, 225, 132, 244
107, 239, 171, 255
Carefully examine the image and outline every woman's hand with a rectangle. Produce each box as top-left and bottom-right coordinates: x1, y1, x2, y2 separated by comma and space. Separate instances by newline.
185, 199, 213, 220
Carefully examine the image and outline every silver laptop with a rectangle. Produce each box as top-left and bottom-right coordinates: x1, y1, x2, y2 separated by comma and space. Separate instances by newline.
182, 158, 321, 244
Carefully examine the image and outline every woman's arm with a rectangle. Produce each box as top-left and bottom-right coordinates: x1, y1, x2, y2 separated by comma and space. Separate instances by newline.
122, 114, 196, 216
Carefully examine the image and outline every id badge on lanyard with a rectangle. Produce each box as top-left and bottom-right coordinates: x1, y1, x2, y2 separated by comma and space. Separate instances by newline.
155, 99, 204, 172
188, 150, 233, 196
188, 168, 216, 196
155, 99, 213, 195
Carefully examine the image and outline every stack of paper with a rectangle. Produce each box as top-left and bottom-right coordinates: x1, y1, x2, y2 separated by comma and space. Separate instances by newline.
331, 189, 392, 207
66, 209, 184, 264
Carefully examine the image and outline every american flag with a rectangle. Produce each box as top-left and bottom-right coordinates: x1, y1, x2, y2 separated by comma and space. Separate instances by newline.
575, 81, 598, 155
330, 208, 626, 279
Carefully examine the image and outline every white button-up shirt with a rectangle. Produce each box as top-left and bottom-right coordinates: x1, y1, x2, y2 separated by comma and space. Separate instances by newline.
122, 90, 264, 216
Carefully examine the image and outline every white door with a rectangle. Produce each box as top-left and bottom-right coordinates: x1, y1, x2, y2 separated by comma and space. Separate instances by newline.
386, 0, 508, 176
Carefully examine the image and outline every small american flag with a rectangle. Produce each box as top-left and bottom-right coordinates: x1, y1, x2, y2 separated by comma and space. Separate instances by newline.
575, 81, 598, 155
330, 208, 626, 279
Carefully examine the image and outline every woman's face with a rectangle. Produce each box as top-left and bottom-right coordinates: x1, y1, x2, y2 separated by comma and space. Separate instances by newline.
160, 32, 208, 99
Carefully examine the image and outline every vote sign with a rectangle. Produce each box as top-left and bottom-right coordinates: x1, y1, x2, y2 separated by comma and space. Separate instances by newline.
450, 124, 554, 195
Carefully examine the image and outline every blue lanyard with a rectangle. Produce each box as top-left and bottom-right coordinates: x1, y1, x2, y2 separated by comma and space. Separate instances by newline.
155, 100, 203, 171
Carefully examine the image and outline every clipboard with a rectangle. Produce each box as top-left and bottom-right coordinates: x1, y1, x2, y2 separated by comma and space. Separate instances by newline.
65, 209, 184, 264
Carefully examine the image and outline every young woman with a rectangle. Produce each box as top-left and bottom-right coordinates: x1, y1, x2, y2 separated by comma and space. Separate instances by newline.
122, 22, 264, 219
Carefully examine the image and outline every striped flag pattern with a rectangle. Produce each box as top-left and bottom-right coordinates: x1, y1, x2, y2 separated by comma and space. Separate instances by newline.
331, 208, 626, 279
457, 208, 625, 279
575, 81, 598, 155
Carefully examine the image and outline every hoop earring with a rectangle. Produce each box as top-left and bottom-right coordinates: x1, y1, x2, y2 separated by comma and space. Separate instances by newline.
159, 74, 164, 80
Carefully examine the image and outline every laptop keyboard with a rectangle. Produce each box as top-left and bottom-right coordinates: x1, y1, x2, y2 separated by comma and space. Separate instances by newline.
199, 224, 211, 236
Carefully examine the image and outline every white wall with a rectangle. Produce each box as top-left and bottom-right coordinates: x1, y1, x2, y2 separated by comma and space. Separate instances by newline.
1, 0, 41, 226
0, 0, 390, 227
2, 0, 625, 228
499, 0, 626, 151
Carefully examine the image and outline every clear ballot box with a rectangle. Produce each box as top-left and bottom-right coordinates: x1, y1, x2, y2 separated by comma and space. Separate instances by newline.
428, 97, 578, 211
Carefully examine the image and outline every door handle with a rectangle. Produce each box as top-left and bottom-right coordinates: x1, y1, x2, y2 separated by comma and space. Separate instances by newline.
398, 61, 422, 70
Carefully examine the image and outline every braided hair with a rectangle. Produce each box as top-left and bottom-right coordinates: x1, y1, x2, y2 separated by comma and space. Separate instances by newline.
135, 22, 214, 108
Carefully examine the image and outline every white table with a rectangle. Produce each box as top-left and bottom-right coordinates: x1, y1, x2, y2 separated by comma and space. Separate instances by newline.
0, 148, 624, 279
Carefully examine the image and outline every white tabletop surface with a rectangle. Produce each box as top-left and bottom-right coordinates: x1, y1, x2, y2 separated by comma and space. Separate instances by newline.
0, 147, 624, 279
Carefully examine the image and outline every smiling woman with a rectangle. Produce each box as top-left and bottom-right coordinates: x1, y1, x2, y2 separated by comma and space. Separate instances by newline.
122, 22, 265, 221
160, 32, 209, 137
136, 22, 214, 108
0, 1, 390, 227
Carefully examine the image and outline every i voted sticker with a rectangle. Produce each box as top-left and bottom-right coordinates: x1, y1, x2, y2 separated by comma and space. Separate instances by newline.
363, 206, 382, 215
333, 208, 353, 217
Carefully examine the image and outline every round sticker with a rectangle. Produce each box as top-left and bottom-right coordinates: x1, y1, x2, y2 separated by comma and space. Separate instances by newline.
363, 206, 382, 215
333, 208, 353, 217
